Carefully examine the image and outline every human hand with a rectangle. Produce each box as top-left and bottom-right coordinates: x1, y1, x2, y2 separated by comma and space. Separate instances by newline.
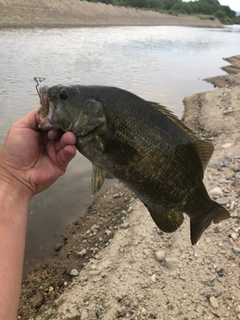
0, 111, 76, 198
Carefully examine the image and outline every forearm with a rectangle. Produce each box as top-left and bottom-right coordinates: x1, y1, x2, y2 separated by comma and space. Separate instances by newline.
0, 180, 31, 320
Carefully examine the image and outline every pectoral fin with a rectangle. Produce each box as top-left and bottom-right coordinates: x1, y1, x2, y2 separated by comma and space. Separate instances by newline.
91, 164, 114, 194
145, 204, 184, 233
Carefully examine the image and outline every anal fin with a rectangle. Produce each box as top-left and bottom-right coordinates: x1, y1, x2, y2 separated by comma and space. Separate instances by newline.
145, 204, 184, 233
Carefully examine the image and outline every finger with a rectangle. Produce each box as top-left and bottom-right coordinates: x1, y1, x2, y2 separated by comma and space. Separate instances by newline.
55, 145, 77, 169
48, 129, 63, 141
54, 132, 76, 153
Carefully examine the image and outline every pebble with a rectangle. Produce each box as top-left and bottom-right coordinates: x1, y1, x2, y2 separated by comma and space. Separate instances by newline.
209, 275, 216, 283
142, 307, 147, 315
214, 290, 222, 298
105, 229, 112, 236
232, 246, 240, 254
80, 311, 88, 320
78, 249, 87, 257
216, 197, 230, 205
221, 143, 233, 149
231, 211, 239, 218
231, 232, 238, 240
96, 306, 101, 318
113, 193, 121, 198
209, 187, 223, 198
117, 307, 127, 317
209, 296, 219, 309
219, 155, 232, 167
216, 267, 224, 277
155, 250, 166, 261
223, 109, 233, 115
121, 222, 129, 229
89, 270, 101, 276
151, 274, 156, 282
165, 258, 179, 270
70, 269, 79, 277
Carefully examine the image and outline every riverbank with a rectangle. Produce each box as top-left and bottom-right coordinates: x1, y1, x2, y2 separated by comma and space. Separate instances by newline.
18, 55, 240, 319
0, 0, 222, 28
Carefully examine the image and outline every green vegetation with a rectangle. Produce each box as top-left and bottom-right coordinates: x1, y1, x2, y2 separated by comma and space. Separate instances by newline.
86, 0, 240, 24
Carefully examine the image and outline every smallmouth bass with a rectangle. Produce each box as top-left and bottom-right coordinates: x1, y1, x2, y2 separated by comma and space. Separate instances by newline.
38, 84, 230, 244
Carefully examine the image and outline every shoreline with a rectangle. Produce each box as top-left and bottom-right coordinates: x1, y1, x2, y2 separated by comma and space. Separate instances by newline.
19, 55, 240, 319
0, 1, 222, 29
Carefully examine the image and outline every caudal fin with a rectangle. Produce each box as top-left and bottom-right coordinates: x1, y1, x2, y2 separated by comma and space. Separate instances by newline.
190, 201, 230, 245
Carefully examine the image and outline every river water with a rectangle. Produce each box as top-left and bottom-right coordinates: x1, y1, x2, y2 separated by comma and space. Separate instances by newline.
0, 25, 240, 272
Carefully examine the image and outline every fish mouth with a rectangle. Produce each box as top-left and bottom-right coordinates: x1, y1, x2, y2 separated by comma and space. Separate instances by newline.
37, 102, 58, 130
37, 86, 60, 130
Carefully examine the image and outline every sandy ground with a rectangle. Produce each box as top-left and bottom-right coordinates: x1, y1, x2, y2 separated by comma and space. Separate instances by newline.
18, 56, 240, 320
0, 0, 222, 28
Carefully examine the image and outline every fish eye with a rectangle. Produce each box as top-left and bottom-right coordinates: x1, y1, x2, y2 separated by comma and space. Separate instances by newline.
59, 89, 68, 101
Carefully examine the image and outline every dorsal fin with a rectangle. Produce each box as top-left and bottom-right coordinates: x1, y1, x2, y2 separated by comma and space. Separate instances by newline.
148, 101, 214, 171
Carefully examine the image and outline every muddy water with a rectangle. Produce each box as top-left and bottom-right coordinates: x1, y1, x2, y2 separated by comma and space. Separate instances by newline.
0, 25, 240, 273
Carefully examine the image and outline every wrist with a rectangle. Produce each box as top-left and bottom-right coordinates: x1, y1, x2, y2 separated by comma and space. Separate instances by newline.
0, 169, 33, 204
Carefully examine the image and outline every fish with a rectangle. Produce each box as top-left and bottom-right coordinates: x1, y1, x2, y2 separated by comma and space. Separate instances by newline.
37, 84, 230, 245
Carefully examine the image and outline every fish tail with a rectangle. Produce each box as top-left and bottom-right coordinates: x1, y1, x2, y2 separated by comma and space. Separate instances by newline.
190, 201, 230, 245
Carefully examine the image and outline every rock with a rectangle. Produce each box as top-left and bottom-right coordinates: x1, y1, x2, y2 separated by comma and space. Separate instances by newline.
66, 262, 79, 274
216, 267, 224, 277
113, 193, 121, 198
142, 307, 147, 315
214, 290, 222, 298
89, 270, 101, 276
151, 274, 156, 282
209, 275, 216, 283
208, 174, 213, 181
221, 143, 233, 149
121, 222, 129, 229
32, 294, 44, 309
105, 229, 112, 236
219, 155, 232, 167
116, 307, 127, 317
80, 311, 88, 320
231, 211, 239, 218
216, 197, 230, 205
165, 258, 179, 270
209, 187, 223, 198
96, 306, 101, 318
209, 296, 219, 309
236, 305, 240, 314
155, 250, 166, 262
232, 246, 240, 254
231, 232, 238, 240
223, 109, 233, 115
70, 269, 79, 277
77, 249, 87, 257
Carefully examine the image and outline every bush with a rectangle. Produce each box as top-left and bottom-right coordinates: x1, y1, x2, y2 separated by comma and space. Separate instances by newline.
214, 10, 226, 19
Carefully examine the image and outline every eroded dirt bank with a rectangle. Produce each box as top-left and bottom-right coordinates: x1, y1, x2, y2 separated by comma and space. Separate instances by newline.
18, 56, 240, 320
0, 0, 222, 28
